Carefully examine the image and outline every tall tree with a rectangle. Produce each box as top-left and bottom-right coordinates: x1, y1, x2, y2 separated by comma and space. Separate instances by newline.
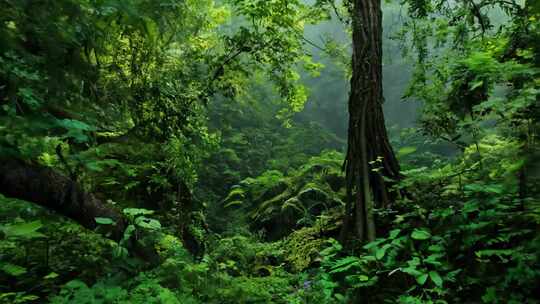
341, 0, 401, 243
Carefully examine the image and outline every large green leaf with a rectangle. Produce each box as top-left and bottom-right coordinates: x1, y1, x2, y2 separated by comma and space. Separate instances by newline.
95, 217, 115, 225
329, 256, 361, 274
1, 263, 27, 276
121, 225, 136, 245
416, 273, 428, 285
411, 229, 431, 240
1, 220, 46, 239
401, 266, 422, 277
429, 271, 443, 287
375, 244, 391, 260
389, 229, 401, 239
135, 217, 161, 230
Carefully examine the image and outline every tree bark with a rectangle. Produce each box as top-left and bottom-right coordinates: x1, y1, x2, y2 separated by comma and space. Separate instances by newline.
341, 0, 401, 243
0, 159, 126, 241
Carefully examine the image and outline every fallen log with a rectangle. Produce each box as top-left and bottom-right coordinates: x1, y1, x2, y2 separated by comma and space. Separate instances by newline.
0, 159, 126, 241
0, 159, 206, 261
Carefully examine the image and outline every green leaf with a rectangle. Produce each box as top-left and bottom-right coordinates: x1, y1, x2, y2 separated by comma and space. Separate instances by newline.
1, 220, 46, 239
18, 88, 42, 109
95, 217, 115, 225
134, 217, 161, 230
123, 208, 155, 217
411, 229, 431, 240
375, 247, 386, 260
416, 273, 428, 285
482, 287, 497, 303
470, 80, 484, 90
402, 266, 422, 277
56, 119, 95, 143
389, 229, 401, 239
65, 280, 88, 289
464, 183, 504, 194
363, 239, 385, 250
329, 256, 361, 273
424, 253, 444, 266
20, 295, 39, 302
475, 249, 514, 259
376, 244, 391, 260
1, 263, 27, 276
121, 225, 136, 244
428, 244, 444, 252
429, 271, 443, 287
113, 246, 129, 259
224, 200, 243, 208
44, 272, 59, 279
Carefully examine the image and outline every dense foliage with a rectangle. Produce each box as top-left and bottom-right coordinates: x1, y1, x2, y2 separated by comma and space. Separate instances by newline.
0, 0, 538, 303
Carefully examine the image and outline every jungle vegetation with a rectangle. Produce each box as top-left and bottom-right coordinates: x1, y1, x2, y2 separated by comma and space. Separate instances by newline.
0, 0, 539, 303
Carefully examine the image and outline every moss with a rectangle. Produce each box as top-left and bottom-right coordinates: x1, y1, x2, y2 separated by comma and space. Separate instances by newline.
283, 226, 326, 272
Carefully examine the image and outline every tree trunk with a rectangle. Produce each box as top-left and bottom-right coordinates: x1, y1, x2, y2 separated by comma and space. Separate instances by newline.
340, 0, 401, 243
0, 159, 126, 241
